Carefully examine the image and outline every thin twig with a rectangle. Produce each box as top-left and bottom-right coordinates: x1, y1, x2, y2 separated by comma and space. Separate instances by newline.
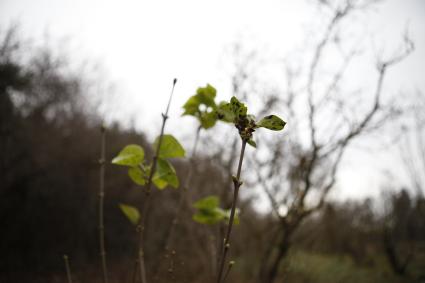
99, 124, 108, 283
155, 125, 202, 281
135, 79, 177, 283
222, 261, 235, 283
216, 140, 247, 283
132, 259, 138, 283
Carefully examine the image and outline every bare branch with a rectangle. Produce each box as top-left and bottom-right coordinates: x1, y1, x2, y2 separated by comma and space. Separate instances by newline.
322, 34, 414, 158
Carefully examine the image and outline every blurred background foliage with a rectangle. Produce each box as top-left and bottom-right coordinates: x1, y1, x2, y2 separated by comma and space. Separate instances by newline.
1, 3, 425, 282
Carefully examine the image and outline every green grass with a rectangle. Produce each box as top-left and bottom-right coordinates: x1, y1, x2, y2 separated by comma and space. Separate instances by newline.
282, 250, 408, 283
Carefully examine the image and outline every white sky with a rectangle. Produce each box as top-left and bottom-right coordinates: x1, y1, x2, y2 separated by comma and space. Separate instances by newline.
1, 0, 424, 201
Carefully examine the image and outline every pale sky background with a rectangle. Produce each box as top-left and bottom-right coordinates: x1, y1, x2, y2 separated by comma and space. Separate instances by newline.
1, 0, 424, 202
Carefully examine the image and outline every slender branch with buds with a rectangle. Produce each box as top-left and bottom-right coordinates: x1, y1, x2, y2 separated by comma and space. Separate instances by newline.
134, 79, 177, 283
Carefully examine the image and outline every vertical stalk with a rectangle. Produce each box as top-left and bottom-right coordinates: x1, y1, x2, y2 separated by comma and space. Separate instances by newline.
63, 254, 73, 283
99, 124, 108, 283
222, 261, 234, 283
168, 126, 202, 247
158, 125, 201, 281
135, 79, 177, 283
216, 139, 247, 283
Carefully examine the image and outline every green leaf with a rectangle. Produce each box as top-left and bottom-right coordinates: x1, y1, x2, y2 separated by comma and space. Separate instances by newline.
257, 115, 286, 131
247, 139, 257, 148
154, 135, 185, 159
182, 84, 217, 116
216, 97, 248, 123
119, 203, 140, 225
128, 166, 146, 185
193, 196, 223, 224
200, 111, 217, 129
193, 210, 224, 225
196, 84, 217, 108
216, 101, 235, 122
112, 145, 145, 166
230, 96, 247, 118
192, 196, 239, 225
193, 196, 219, 210
182, 95, 200, 116
153, 158, 179, 189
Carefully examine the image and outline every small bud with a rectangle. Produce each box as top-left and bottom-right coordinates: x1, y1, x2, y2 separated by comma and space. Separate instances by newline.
173, 78, 177, 85
229, 260, 235, 266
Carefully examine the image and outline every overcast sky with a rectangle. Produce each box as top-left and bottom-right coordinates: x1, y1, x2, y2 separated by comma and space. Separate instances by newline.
1, 0, 424, 201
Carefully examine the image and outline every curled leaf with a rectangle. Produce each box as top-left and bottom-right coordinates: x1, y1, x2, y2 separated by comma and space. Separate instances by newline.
230, 96, 247, 118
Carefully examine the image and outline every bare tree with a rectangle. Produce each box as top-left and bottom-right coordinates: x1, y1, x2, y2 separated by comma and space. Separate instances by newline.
222, 1, 416, 282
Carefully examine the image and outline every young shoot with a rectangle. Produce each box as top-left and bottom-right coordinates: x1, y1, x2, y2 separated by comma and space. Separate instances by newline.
111, 79, 185, 283
155, 84, 222, 281
215, 96, 286, 283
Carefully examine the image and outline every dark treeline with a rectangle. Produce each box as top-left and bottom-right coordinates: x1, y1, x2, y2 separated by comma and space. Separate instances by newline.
1, 28, 424, 283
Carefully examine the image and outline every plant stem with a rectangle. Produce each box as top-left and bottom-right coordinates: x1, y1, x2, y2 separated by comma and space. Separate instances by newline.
222, 262, 234, 283
216, 139, 247, 283
63, 254, 73, 283
132, 259, 138, 283
99, 124, 108, 283
135, 79, 177, 283
155, 125, 201, 281
168, 126, 201, 244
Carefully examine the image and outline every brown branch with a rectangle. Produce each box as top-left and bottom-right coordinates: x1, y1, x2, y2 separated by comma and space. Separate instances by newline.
307, 4, 352, 151
254, 164, 283, 220
217, 140, 247, 283
154, 125, 202, 281
322, 39, 414, 159
98, 124, 108, 283
301, 5, 355, 208
317, 49, 358, 111
134, 79, 177, 283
